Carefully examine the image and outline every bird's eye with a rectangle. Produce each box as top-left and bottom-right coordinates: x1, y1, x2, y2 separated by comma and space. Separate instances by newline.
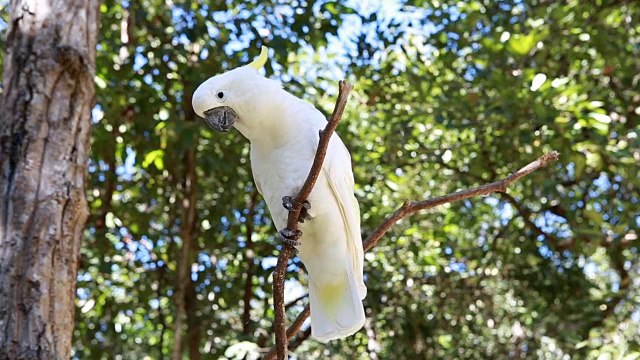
216, 91, 225, 100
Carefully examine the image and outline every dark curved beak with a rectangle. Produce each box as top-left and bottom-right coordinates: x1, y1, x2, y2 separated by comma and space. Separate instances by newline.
203, 106, 238, 132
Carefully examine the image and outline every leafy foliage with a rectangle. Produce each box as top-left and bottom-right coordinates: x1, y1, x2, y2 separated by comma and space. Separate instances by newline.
2, 0, 637, 358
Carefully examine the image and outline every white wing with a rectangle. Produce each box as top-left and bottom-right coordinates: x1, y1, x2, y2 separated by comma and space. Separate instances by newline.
322, 134, 366, 299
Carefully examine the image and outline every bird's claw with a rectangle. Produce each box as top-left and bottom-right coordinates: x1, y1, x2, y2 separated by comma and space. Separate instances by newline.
278, 229, 302, 248
281, 196, 312, 223
282, 196, 295, 211
298, 199, 312, 223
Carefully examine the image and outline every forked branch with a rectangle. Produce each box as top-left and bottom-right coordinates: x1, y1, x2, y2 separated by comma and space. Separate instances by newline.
265, 147, 559, 359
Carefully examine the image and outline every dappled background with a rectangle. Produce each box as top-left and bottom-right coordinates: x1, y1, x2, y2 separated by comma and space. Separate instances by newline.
2, 0, 638, 358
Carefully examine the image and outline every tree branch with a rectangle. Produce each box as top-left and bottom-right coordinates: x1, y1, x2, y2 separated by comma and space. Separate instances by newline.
362, 151, 559, 251
265, 150, 560, 357
288, 328, 312, 353
285, 293, 309, 310
264, 305, 310, 360
271, 81, 354, 360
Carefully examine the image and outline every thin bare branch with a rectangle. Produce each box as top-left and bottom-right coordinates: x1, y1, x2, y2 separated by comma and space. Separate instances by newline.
285, 293, 309, 310
286, 305, 311, 341
264, 306, 310, 360
289, 328, 312, 352
363, 151, 560, 250
271, 81, 354, 360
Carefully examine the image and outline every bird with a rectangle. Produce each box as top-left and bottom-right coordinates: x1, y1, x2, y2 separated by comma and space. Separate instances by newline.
192, 46, 366, 342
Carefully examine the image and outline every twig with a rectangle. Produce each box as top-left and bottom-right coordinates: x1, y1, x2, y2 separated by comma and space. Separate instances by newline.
264, 305, 310, 360
289, 328, 313, 352
285, 305, 311, 339
265, 150, 560, 356
363, 151, 560, 251
271, 81, 354, 360
285, 293, 309, 310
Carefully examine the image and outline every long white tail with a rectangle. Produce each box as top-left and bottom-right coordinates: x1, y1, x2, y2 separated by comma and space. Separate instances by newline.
307, 258, 365, 343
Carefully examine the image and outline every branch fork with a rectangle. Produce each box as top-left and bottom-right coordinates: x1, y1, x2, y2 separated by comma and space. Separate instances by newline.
265, 79, 559, 360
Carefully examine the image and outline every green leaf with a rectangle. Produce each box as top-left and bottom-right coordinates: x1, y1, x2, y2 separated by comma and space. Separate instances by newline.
142, 149, 164, 170
507, 34, 537, 55
438, 334, 453, 349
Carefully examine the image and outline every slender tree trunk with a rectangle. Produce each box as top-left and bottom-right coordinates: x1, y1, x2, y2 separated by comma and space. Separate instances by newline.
172, 145, 197, 360
242, 190, 259, 335
0, 1, 99, 359
185, 278, 202, 360
172, 85, 199, 360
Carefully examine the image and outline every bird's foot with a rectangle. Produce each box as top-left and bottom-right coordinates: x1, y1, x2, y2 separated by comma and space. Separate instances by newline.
282, 196, 312, 223
278, 229, 302, 248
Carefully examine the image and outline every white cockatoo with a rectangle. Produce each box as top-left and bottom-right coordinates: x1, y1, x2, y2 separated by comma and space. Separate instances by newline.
192, 47, 366, 342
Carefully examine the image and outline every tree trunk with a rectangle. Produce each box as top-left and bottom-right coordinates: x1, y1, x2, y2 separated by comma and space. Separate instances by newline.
185, 278, 202, 360
172, 84, 199, 360
0, 1, 99, 359
242, 190, 259, 335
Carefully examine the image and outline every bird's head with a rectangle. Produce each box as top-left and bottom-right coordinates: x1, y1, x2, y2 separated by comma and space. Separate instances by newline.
192, 46, 275, 133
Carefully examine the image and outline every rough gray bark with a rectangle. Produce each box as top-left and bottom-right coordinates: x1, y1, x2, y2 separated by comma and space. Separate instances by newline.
0, 1, 99, 359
